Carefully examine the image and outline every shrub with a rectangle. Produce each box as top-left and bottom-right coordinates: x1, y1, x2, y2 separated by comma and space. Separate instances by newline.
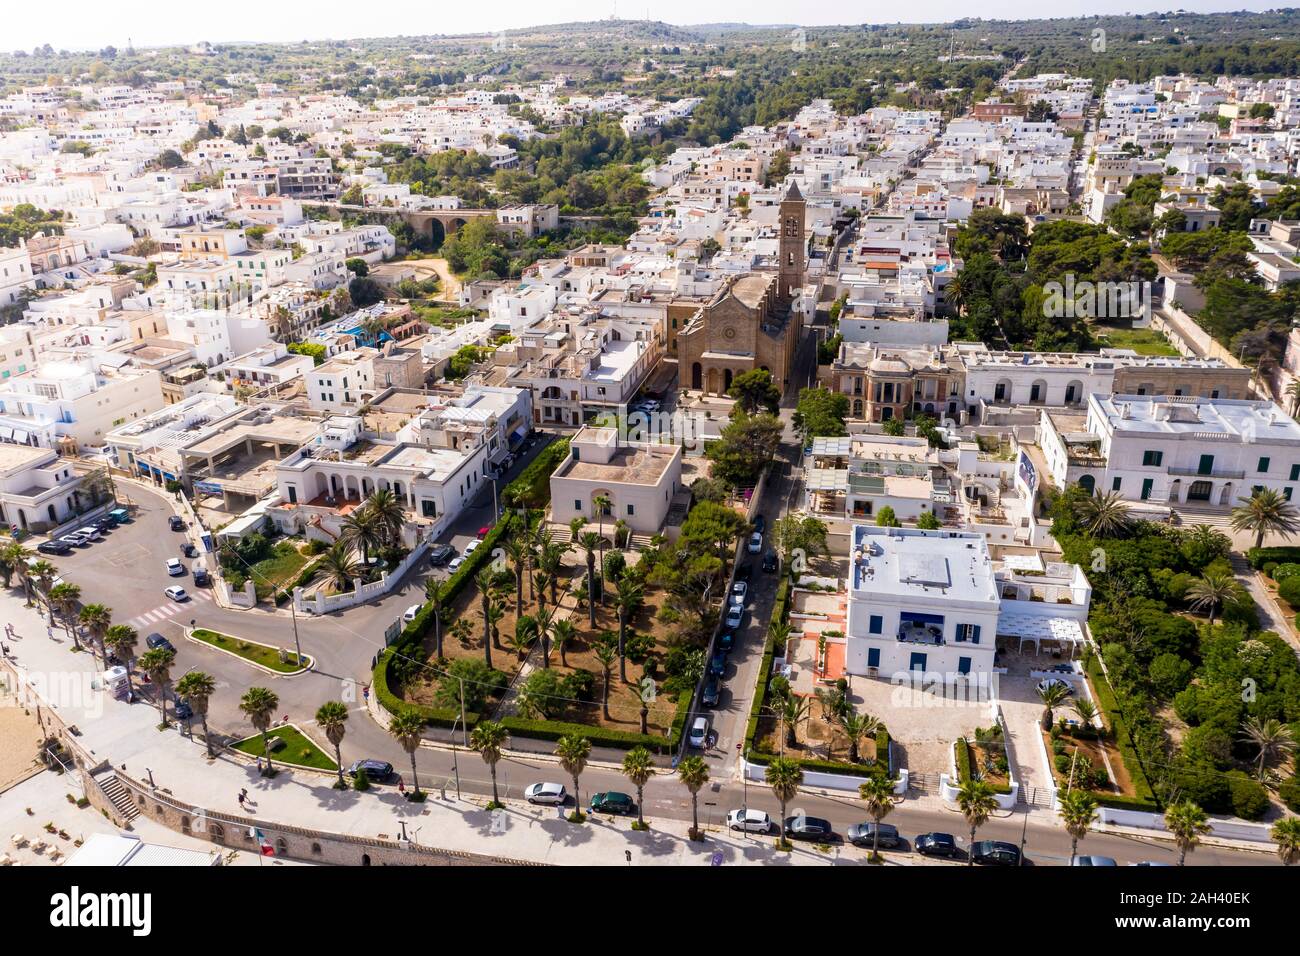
1279, 774, 1300, 813
1148, 652, 1194, 698
1271, 562, 1300, 582
1247, 546, 1300, 570
1226, 771, 1269, 821
1278, 575, 1300, 607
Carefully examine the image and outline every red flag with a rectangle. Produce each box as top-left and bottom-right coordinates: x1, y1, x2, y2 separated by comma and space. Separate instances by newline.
260, 843, 275, 856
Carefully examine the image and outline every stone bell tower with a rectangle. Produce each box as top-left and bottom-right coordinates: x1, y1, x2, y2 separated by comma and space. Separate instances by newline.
778, 180, 806, 303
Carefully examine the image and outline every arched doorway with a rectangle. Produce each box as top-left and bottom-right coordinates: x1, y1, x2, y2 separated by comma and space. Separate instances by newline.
1077, 474, 1095, 496
1219, 483, 1233, 506
1188, 480, 1213, 502
691, 363, 702, 390
723, 369, 733, 392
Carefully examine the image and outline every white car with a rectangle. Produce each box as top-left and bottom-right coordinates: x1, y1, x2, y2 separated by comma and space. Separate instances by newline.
165, 558, 185, 576
730, 581, 748, 606
164, 585, 188, 602
727, 808, 772, 833
688, 715, 710, 749
524, 782, 568, 806
747, 531, 763, 554
1036, 677, 1074, 697
724, 604, 744, 630
447, 556, 466, 573
463, 539, 481, 557
402, 604, 422, 624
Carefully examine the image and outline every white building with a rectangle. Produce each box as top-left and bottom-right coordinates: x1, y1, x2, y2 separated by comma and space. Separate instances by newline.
549, 425, 684, 534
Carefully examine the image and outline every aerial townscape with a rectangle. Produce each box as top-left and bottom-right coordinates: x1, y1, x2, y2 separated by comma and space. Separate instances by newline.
7, 9, 1300, 885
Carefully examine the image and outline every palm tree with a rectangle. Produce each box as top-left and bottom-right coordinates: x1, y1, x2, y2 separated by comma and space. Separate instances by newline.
423, 577, 445, 659
533, 606, 554, 668
365, 488, 405, 548
28, 559, 59, 624
1058, 789, 1098, 861
765, 757, 803, 849
540, 539, 567, 607
1186, 571, 1244, 625
770, 693, 811, 752
957, 779, 998, 865
592, 494, 613, 601
502, 533, 527, 614
1286, 378, 1300, 418
103, 624, 139, 697
568, 515, 585, 542
1077, 490, 1133, 538
4, 542, 34, 605
621, 745, 655, 830
555, 734, 592, 820
614, 578, 643, 683
858, 775, 897, 863
1037, 681, 1071, 731
1231, 488, 1300, 550
1071, 698, 1098, 727
839, 710, 881, 764
486, 596, 506, 651
49, 582, 82, 647
78, 602, 112, 662
594, 643, 617, 720
1184, 523, 1230, 562
239, 686, 280, 775
315, 700, 349, 788
1239, 715, 1296, 782
1163, 800, 1211, 865
139, 648, 176, 725
470, 720, 509, 808
678, 755, 710, 841
320, 541, 360, 593
578, 531, 602, 627
388, 708, 426, 798
176, 671, 217, 756
476, 568, 496, 668
1272, 817, 1300, 866
340, 507, 383, 568
553, 618, 576, 668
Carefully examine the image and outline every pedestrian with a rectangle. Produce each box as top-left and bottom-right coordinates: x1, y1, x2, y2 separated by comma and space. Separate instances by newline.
256, 756, 263, 774
398, 776, 405, 794
237, 791, 246, 808
363, 684, 370, 702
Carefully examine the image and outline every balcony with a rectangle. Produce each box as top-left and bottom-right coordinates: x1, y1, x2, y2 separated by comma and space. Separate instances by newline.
898, 622, 945, 646
1167, 465, 1246, 480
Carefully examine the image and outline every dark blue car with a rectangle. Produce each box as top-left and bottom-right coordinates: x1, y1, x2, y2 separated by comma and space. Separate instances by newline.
709, 651, 727, 677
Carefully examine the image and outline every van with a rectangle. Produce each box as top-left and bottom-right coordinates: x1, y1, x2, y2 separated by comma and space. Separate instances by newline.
75, 526, 101, 542
108, 508, 130, 524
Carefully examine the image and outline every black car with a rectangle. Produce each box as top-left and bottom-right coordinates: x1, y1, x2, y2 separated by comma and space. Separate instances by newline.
93, 516, 116, 532
784, 815, 834, 841
37, 539, 72, 556
145, 632, 176, 653
709, 651, 727, 677
762, 550, 778, 573
847, 822, 902, 849
971, 840, 1022, 866
173, 697, 193, 721
753, 514, 765, 535
915, 832, 958, 858
701, 675, 721, 708
428, 543, 455, 566
181, 543, 198, 559
168, 515, 185, 532
735, 561, 751, 581
347, 759, 394, 781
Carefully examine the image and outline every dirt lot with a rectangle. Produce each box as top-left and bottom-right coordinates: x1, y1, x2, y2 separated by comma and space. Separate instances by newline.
0, 696, 45, 792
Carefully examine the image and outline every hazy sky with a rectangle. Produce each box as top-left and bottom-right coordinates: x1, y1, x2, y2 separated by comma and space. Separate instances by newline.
5, 2, 1284, 52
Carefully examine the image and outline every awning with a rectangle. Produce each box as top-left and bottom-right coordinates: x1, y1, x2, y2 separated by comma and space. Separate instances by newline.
0, 427, 12, 441
997, 612, 1085, 646
510, 426, 529, 443
11, 429, 28, 444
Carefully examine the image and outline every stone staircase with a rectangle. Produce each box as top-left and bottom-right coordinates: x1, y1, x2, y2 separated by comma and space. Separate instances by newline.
1171, 503, 1235, 530
92, 770, 140, 822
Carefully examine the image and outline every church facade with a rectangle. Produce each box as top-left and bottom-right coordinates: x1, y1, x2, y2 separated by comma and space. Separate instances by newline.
677, 183, 808, 397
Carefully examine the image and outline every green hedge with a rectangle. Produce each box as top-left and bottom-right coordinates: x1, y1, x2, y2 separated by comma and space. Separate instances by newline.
500, 696, 688, 754
745, 748, 892, 780
955, 736, 973, 781
502, 437, 570, 510
372, 647, 483, 729
1085, 653, 1161, 811
1247, 546, 1300, 570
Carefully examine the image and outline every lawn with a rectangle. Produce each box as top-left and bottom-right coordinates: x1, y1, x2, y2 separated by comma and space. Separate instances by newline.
1090, 321, 1179, 357
191, 628, 311, 673
244, 547, 313, 601
233, 725, 337, 772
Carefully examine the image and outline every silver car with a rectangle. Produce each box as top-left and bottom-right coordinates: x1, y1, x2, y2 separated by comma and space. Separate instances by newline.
524, 782, 568, 805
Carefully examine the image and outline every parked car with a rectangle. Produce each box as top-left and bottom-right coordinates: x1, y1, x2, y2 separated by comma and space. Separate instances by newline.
701, 675, 721, 708
784, 815, 834, 841
753, 514, 765, 535
724, 604, 744, 629
1035, 677, 1073, 696
347, 759, 393, 781
173, 697, 193, 721
447, 556, 466, 573
145, 633, 175, 653
730, 580, 748, 606
589, 791, 635, 816
747, 531, 763, 554
463, 539, 482, 557
402, 604, 422, 623
709, 651, 727, 677
718, 629, 736, 653
93, 517, 116, 532
688, 716, 710, 748
847, 822, 902, 849
727, 808, 772, 833
971, 840, 1022, 866
192, 566, 210, 586
428, 544, 456, 566
181, 543, 198, 559
58, 535, 84, 549
163, 585, 188, 602
75, 526, 101, 542
1071, 855, 1117, 866
1130, 861, 1174, 867
762, 550, 779, 573
169, 515, 185, 532
166, 558, 185, 576
476, 526, 491, 538
914, 832, 958, 858
37, 540, 72, 556
524, 782, 567, 805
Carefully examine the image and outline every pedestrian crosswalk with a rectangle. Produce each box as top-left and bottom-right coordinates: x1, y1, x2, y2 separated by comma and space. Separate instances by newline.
128, 588, 213, 629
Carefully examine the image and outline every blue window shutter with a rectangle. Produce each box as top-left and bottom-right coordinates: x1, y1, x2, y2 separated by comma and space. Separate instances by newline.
972, 625, 981, 645
958, 656, 972, 675
867, 647, 880, 668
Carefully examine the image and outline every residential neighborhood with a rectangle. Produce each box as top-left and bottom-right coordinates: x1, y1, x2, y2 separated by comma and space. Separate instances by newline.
1, 12, 1300, 901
